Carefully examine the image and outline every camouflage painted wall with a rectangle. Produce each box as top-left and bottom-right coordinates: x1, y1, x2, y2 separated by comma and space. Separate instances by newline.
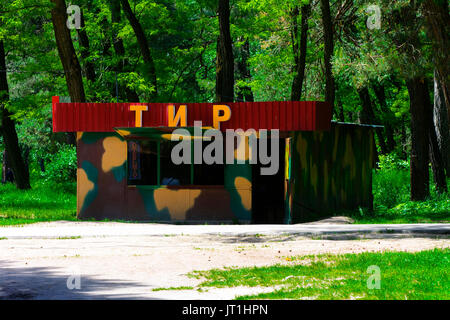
76, 131, 252, 222
287, 123, 375, 223
76, 123, 375, 223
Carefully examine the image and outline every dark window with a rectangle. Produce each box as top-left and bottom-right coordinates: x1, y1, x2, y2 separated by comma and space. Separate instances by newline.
127, 140, 157, 185
194, 163, 224, 185
127, 138, 224, 186
160, 141, 191, 185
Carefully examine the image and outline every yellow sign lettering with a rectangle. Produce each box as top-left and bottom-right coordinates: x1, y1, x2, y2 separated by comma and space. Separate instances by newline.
167, 104, 187, 127
213, 105, 231, 129
130, 105, 148, 127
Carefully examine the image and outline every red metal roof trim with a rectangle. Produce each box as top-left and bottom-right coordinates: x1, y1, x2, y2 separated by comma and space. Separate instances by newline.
52, 97, 332, 132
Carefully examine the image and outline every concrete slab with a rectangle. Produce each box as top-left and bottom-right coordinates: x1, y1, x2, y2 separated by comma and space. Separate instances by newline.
0, 221, 449, 239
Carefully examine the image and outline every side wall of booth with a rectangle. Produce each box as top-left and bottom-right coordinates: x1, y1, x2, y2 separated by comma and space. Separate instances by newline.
287, 123, 376, 223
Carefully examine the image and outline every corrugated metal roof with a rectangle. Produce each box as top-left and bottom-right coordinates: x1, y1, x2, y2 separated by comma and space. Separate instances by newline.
52, 96, 332, 132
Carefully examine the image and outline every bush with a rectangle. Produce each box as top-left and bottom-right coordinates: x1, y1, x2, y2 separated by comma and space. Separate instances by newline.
39, 144, 77, 183
377, 153, 409, 171
389, 194, 450, 216
370, 152, 450, 222
373, 167, 410, 210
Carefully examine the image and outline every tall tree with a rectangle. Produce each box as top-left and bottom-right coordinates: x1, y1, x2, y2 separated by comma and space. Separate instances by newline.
386, 0, 448, 200
422, 0, 450, 121
216, 0, 234, 103
433, 70, 450, 175
372, 83, 397, 153
357, 86, 388, 154
51, 0, 85, 145
50, 0, 85, 103
235, 38, 254, 102
76, 8, 96, 84
406, 77, 430, 200
319, 0, 335, 111
423, 77, 447, 193
290, 3, 311, 101
0, 40, 31, 189
110, 0, 140, 102
120, 0, 158, 101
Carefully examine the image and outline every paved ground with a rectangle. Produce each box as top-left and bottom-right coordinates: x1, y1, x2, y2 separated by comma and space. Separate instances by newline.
1, 219, 449, 239
0, 220, 449, 300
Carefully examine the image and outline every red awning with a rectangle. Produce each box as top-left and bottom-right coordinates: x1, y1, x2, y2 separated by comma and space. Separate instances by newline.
51, 96, 332, 132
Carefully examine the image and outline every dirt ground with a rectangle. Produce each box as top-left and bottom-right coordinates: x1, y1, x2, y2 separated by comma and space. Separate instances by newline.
0, 226, 449, 299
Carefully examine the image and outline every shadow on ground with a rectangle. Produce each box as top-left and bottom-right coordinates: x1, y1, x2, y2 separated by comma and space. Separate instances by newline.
0, 261, 154, 300
208, 233, 449, 244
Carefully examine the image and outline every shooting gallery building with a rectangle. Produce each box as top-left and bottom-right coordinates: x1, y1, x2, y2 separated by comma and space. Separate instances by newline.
52, 97, 376, 223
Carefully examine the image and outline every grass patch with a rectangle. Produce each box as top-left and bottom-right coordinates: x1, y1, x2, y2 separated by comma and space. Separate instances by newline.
0, 180, 76, 226
350, 163, 450, 223
189, 248, 450, 300
56, 236, 81, 240
151, 286, 194, 292
354, 215, 450, 224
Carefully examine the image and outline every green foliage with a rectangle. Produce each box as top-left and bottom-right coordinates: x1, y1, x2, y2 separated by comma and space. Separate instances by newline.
372, 153, 410, 209
189, 249, 450, 300
377, 153, 409, 171
0, 1, 448, 227
350, 152, 450, 223
39, 144, 77, 183
375, 153, 450, 212
0, 179, 76, 226
388, 192, 450, 217
373, 168, 410, 209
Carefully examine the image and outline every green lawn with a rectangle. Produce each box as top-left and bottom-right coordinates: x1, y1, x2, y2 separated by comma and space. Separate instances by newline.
0, 166, 448, 226
0, 181, 76, 226
188, 249, 450, 300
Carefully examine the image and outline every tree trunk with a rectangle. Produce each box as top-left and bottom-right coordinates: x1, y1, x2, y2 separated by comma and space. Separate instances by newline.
1, 150, 11, 183
429, 120, 448, 194
0, 41, 31, 190
319, 0, 335, 111
235, 38, 254, 102
335, 82, 345, 122
120, 0, 157, 101
290, 4, 311, 101
77, 9, 96, 83
51, 0, 85, 145
406, 77, 430, 201
110, 0, 140, 102
400, 116, 407, 159
336, 98, 345, 122
216, 0, 234, 103
433, 70, 450, 175
51, 0, 85, 103
422, 78, 447, 194
358, 86, 388, 154
372, 83, 396, 153
422, 0, 450, 122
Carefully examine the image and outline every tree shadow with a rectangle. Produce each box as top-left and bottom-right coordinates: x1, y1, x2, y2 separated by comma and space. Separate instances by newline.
206, 231, 449, 244
0, 261, 159, 300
